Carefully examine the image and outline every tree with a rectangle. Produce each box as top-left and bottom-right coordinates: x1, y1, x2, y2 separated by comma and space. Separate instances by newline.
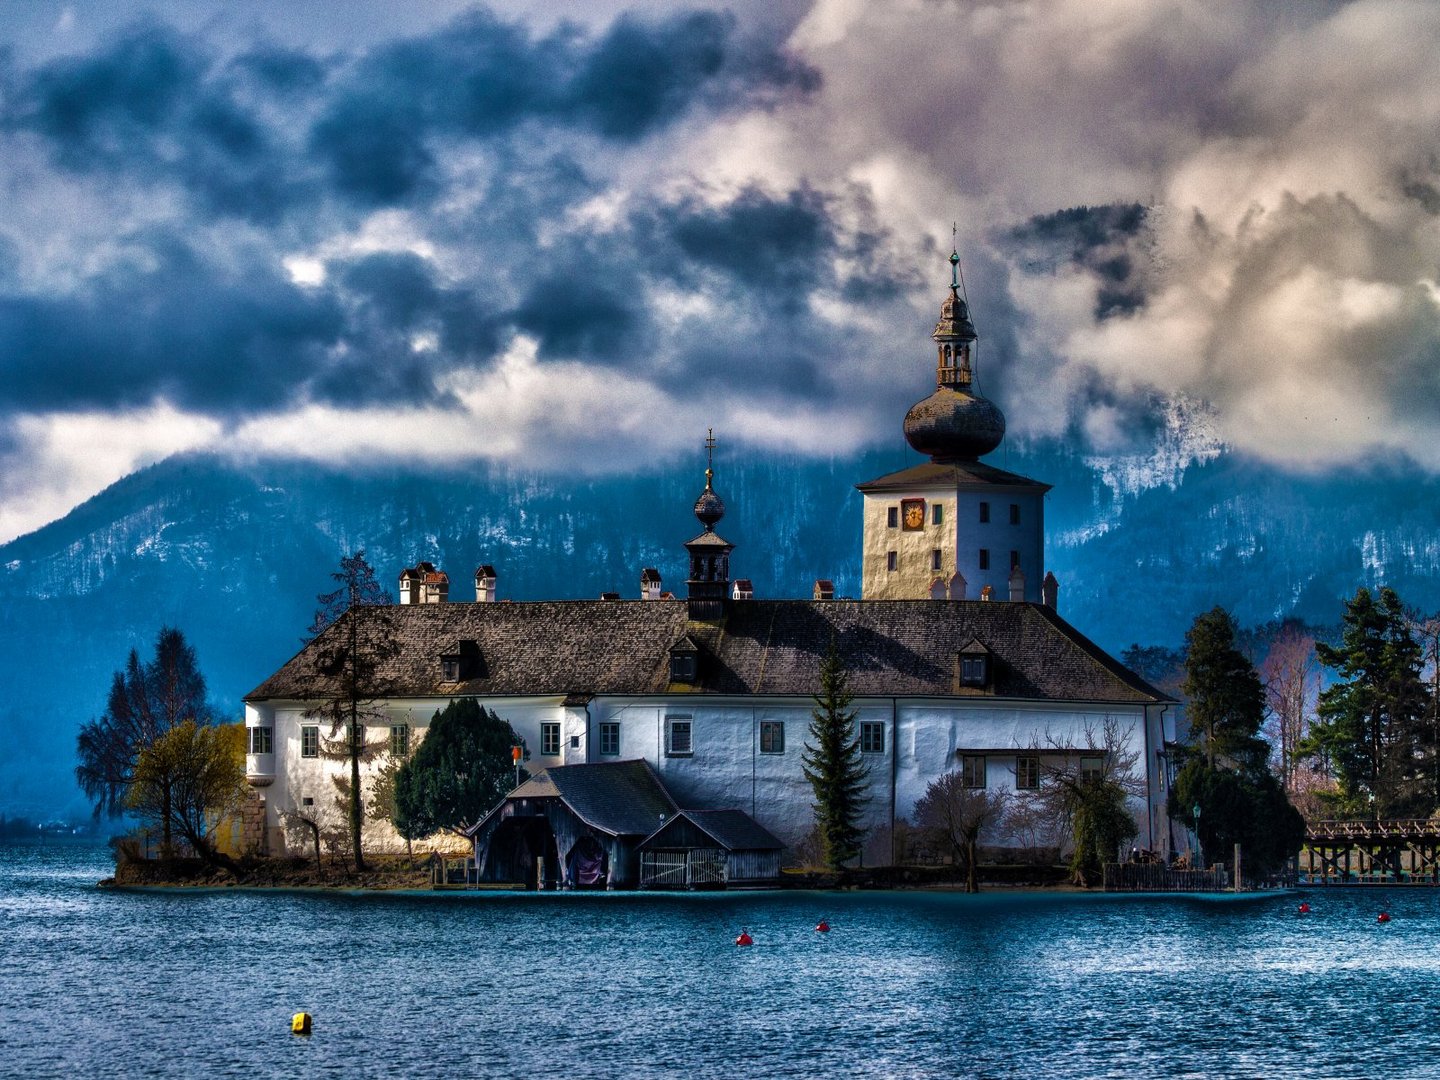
1017, 718, 1142, 886
1301, 587, 1432, 817
913, 772, 1008, 892
393, 700, 525, 839
127, 720, 247, 870
305, 551, 398, 872
801, 642, 869, 870
1171, 608, 1305, 878
1180, 608, 1269, 770
75, 627, 213, 853
1260, 622, 1318, 792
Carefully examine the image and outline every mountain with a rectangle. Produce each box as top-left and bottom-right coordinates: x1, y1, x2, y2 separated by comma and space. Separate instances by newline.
7, 431, 1440, 819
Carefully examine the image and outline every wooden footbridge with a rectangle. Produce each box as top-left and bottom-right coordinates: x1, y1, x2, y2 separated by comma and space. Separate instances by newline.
1303, 819, 1440, 885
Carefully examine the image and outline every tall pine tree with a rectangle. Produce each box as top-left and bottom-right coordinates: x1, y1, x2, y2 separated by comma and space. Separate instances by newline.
1170, 608, 1305, 878
1304, 587, 1431, 817
801, 642, 869, 870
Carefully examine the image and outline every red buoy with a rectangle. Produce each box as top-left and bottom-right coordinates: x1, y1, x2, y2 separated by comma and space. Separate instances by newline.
735, 930, 754, 946
1298, 903, 1310, 914
816, 920, 830, 933
1378, 912, 1391, 924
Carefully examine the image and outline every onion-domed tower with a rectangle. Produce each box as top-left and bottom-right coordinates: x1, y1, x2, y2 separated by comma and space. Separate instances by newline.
684, 429, 734, 621
857, 247, 1053, 604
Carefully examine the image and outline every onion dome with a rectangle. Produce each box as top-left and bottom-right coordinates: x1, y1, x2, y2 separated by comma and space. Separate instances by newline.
693, 428, 725, 530
903, 248, 1006, 461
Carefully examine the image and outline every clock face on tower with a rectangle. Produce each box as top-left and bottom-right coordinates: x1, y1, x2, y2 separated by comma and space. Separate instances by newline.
901, 498, 926, 531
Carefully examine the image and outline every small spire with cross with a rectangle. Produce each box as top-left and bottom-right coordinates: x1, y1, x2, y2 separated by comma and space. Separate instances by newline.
704, 428, 717, 491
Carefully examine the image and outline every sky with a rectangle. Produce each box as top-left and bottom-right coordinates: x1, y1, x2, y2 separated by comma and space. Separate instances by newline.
0, 0, 1438, 545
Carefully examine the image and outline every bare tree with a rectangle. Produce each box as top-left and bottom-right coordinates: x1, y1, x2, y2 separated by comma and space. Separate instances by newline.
1261, 623, 1318, 791
913, 772, 1008, 892
1016, 717, 1144, 886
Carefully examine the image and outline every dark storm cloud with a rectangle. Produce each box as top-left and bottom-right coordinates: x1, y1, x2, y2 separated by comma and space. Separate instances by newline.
0, 232, 349, 415
309, 7, 819, 205
1008, 204, 1151, 320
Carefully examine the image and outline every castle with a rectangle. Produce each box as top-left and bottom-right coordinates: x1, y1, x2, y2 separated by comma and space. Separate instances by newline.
243, 252, 1174, 886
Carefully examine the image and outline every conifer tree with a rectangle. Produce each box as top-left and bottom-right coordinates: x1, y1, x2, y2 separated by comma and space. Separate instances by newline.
1171, 608, 1304, 877
393, 700, 525, 838
1303, 587, 1431, 817
802, 642, 869, 870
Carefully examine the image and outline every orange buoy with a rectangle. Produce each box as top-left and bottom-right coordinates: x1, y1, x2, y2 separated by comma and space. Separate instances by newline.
735, 930, 754, 946
1298, 903, 1310, 914
1378, 912, 1391, 924
816, 920, 830, 933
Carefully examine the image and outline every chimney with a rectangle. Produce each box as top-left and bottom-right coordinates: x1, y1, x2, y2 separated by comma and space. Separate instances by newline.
641, 567, 662, 601
948, 571, 967, 601
813, 579, 835, 601
980, 584, 994, 602
731, 579, 754, 601
928, 577, 947, 600
399, 562, 448, 604
1042, 571, 1059, 610
1008, 566, 1025, 603
475, 565, 497, 603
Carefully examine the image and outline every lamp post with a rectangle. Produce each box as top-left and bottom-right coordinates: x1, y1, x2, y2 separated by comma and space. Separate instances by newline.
1193, 802, 1202, 869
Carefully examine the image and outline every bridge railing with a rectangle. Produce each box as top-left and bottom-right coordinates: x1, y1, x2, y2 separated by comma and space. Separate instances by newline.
1308, 819, 1440, 841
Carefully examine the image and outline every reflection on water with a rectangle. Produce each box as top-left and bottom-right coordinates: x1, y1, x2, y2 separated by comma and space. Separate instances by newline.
3, 842, 1440, 1078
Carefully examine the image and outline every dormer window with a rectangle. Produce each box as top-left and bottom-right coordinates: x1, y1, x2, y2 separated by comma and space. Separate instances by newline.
958, 638, 992, 688
669, 636, 699, 684
439, 639, 481, 683
441, 656, 460, 681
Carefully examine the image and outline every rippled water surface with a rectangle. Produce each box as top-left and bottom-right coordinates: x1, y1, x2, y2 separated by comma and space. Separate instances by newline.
5, 843, 1440, 1078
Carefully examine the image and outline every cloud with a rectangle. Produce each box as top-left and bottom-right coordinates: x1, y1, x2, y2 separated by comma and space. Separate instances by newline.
3, 0, 1440, 544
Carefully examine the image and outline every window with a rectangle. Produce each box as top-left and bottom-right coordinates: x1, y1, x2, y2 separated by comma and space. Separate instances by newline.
541, 722, 561, 756
301, 796, 314, 808
1080, 755, 1105, 784
887, 551, 897, 572
389, 724, 409, 757
599, 722, 620, 756
932, 503, 944, 525
248, 726, 272, 755
349, 724, 365, 750
570, 735, 581, 749
931, 549, 942, 572
887, 506, 898, 528
1016, 755, 1040, 791
978, 549, 990, 571
860, 721, 885, 754
960, 656, 988, 686
1010, 503, 1021, 525
979, 501, 990, 523
441, 657, 460, 681
670, 652, 696, 683
760, 721, 785, 754
301, 725, 319, 759
961, 754, 986, 788
666, 716, 693, 757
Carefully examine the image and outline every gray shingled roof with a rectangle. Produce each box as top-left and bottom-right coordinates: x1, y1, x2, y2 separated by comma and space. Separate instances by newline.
642, 809, 783, 852
494, 759, 677, 837
856, 460, 1051, 493
247, 598, 1166, 704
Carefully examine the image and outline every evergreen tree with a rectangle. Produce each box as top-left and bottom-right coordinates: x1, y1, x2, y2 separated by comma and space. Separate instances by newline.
1170, 608, 1305, 877
305, 550, 398, 872
393, 700, 525, 838
1180, 608, 1268, 769
1302, 587, 1432, 817
801, 642, 869, 870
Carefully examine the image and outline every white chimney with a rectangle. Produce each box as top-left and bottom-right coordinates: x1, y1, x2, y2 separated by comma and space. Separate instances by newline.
475, 565, 497, 603
948, 571, 967, 601
1008, 566, 1025, 603
641, 567, 662, 601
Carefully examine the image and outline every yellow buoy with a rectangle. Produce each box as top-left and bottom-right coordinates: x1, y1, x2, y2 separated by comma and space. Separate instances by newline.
291, 1012, 313, 1035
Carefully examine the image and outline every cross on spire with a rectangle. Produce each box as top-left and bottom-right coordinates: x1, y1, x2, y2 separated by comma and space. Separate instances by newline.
704, 428, 717, 489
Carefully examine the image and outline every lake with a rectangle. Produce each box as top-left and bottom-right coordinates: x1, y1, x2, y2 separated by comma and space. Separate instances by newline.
3, 841, 1439, 1078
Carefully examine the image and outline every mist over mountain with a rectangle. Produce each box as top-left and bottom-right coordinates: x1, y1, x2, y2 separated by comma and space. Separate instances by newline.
7, 420, 1440, 819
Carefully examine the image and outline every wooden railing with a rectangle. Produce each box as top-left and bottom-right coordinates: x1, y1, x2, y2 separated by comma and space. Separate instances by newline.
1103, 863, 1230, 892
1307, 819, 1440, 842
